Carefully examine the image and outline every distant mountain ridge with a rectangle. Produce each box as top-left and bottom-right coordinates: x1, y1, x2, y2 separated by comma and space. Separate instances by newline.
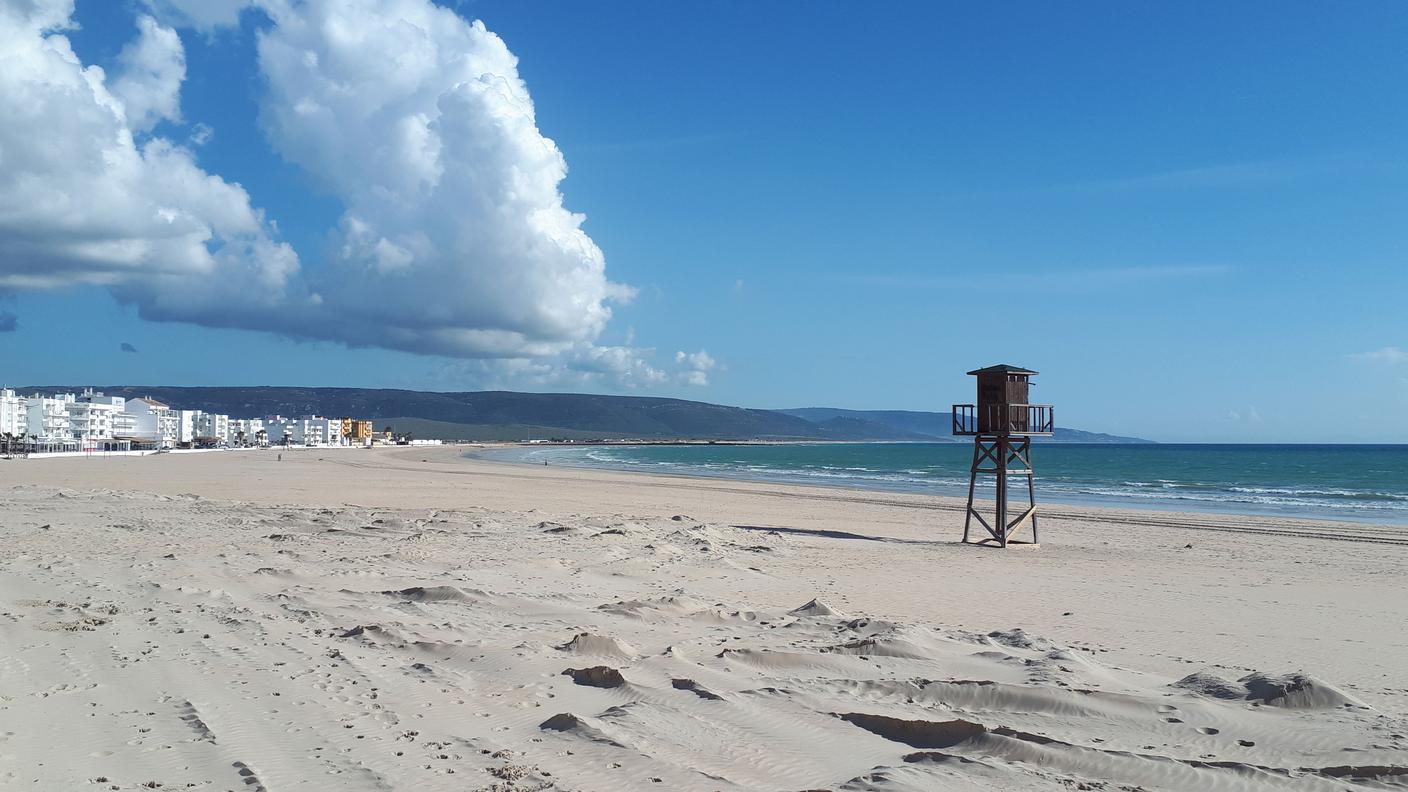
15, 386, 1149, 442
776, 407, 1152, 443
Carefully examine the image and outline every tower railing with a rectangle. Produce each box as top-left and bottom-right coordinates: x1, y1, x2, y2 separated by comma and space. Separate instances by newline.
951, 403, 1054, 436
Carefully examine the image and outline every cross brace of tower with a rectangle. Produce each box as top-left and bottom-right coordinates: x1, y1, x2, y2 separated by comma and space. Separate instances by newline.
961, 435, 1038, 547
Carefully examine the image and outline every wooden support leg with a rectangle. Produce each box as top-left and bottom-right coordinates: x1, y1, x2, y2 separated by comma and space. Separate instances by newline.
962, 437, 980, 543
995, 437, 1008, 548
1026, 440, 1038, 544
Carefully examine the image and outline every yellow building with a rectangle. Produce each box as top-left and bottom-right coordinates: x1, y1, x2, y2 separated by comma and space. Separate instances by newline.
338, 417, 375, 442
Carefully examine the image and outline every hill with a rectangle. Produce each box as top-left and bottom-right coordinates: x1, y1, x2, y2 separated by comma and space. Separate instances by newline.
17, 386, 910, 441
16, 386, 1148, 442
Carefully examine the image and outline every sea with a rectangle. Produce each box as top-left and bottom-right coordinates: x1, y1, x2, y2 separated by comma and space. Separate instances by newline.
473, 442, 1408, 525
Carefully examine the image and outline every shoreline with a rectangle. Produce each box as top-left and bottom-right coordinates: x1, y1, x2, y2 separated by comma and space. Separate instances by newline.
469, 442, 1408, 529
7, 442, 1407, 535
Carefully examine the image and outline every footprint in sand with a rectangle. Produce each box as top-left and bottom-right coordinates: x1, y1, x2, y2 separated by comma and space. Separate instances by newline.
232, 761, 267, 791
1197, 726, 1220, 735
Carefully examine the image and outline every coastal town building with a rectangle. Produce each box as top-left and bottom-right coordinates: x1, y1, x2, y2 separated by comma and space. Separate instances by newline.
176, 410, 198, 446
264, 417, 294, 446
125, 397, 179, 448
1, 388, 25, 438
67, 390, 134, 451
229, 418, 267, 447
341, 417, 375, 444
99, 398, 138, 444
66, 400, 111, 442
282, 416, 343, 446
194, 412, 231, 446
1, 386, 383, 453
25, 395, 77, 450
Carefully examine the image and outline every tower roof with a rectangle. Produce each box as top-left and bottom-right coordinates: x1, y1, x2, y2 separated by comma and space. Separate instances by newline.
966, 364, 1038, 376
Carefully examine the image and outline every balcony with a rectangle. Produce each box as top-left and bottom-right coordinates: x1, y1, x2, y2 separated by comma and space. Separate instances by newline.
952, 403, 1054, 436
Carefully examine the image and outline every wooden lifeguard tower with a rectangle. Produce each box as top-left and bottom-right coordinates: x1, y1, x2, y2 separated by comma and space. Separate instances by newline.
952, 364, 1054, 547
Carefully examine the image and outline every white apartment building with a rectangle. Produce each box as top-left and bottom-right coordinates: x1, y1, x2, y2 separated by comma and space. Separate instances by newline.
10, 394, 80, 451
229, 418, 266, 447
317, 416, 344, 446
278, 416, 343, 446
88, 393, 139, 439
194, 412, 230, 445
176, 410, 198, 445
265, 418, 294, 446
65, 391, 134, 451
0, 388, 25, 438
125, 397, 179, 448
25, 395, 74, 444
67, 401, 114, 445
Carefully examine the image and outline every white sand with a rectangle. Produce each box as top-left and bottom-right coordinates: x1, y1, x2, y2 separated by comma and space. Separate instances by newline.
1, 446, 1405, 790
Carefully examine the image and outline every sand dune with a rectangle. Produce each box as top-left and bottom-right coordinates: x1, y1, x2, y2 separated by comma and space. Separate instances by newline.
1, 450, 1406, 790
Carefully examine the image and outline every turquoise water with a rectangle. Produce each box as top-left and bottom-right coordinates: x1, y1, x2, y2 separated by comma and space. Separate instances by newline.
475, 443, 1408, 525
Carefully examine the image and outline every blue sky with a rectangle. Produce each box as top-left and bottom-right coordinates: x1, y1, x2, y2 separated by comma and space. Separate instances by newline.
2, 0, 1406, 442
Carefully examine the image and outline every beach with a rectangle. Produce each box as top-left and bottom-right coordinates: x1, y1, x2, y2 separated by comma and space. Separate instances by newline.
1, 445, 1405, 790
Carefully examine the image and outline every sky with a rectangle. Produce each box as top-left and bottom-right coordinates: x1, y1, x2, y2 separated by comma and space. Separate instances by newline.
1, 0, 1406, 443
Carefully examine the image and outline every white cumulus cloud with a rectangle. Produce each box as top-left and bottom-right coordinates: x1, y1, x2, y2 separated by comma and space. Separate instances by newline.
675, 349, 717, 386
437, 344, 668, 391
188, 121, 213, 146
0, 0, 300, 314
142, 0, 256, 32
109, 13, 185, 132
252, 0, 634, 359
0, 0, 701, 388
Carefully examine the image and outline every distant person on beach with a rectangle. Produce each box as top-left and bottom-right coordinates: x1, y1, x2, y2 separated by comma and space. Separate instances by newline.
278, 453, 282, 462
